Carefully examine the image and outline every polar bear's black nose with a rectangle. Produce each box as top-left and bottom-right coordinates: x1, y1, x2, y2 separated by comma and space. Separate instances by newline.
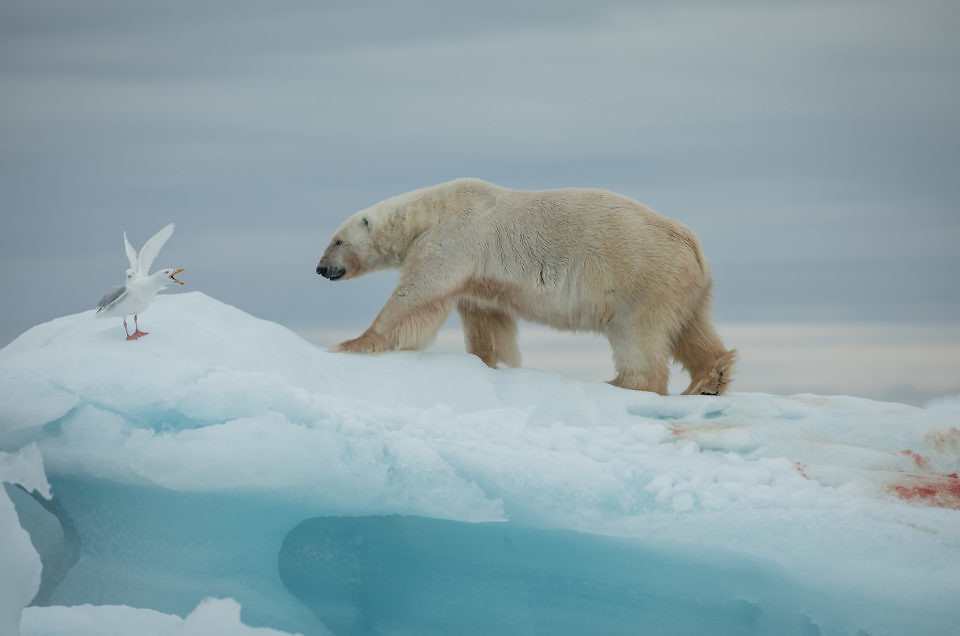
317, 265, 345, 280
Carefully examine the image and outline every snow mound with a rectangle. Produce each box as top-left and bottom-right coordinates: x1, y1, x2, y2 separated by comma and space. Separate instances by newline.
1, 292, 958, 635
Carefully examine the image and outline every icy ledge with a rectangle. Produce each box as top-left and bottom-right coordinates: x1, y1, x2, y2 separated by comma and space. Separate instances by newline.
1, 292, 958, 635
20, 598, 294, 636
2, 446, 297, 636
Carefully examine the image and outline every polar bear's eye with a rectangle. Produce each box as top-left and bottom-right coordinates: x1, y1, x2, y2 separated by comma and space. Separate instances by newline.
362, 217, 370, 228
334, 239, 343, 246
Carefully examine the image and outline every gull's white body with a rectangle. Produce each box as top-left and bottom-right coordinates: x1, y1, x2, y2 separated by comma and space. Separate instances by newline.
96, 223, 181, 339
96, 270, 177, 319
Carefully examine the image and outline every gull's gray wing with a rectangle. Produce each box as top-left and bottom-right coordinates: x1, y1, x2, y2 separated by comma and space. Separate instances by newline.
97, 284, 127, 312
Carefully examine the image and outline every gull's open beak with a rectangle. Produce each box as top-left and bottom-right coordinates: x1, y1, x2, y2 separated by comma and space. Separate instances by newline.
170, 268, 185, 285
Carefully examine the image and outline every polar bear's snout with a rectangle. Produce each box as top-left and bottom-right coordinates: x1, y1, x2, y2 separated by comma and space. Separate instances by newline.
316, 263, 346, 280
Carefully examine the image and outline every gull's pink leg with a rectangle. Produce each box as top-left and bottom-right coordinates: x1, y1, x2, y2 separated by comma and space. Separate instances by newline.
131, 315, 149, 339
123, 317, 138, 341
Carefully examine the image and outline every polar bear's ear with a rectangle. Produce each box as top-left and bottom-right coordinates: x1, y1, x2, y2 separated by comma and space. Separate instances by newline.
361, 216, 371, 230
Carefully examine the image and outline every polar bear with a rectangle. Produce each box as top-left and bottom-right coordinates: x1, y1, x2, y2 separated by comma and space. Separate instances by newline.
316, 178, 735, 395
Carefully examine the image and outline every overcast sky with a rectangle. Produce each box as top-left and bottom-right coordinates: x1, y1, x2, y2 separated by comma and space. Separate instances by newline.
2, 1, 959, 397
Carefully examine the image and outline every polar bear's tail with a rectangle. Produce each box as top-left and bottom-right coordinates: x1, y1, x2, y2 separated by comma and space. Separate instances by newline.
673, 304, 737, 396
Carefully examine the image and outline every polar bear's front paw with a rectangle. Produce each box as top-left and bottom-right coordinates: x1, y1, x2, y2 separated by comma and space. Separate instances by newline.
330, 332, 388, 354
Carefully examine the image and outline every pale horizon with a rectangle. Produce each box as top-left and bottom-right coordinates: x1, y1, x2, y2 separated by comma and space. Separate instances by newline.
296, 319, 960, 407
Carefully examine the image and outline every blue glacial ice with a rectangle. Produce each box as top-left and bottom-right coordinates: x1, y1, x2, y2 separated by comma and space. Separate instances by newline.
1, 292, 959, 635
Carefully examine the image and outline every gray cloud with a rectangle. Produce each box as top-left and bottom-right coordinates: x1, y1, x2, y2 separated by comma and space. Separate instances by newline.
1, 0, 959, 348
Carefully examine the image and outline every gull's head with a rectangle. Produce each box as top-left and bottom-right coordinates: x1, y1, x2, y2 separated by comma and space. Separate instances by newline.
160, 268, 185, 285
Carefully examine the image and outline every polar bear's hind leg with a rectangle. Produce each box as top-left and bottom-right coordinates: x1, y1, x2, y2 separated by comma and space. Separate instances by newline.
605, 323, 672, 395
673, 308, 737, 396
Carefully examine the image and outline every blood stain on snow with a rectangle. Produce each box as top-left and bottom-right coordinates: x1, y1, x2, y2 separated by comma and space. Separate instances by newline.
888, 473, 960, 510
926, 427, 960, 452
795, 462, 809, 480
893, 519, 939, 536
668, 422, 742, 437
899, 449, 930, 471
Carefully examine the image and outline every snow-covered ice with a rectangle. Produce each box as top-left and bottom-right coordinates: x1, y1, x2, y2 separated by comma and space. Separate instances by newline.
1, 444, 50, 636
1, 292, 958, 635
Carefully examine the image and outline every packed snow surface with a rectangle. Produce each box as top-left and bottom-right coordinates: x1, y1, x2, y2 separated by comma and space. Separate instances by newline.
1, 292, 958, 635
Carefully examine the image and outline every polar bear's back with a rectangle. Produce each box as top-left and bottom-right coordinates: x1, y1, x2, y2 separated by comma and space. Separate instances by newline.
457, 181, 703, 269
437, 180, 711, 331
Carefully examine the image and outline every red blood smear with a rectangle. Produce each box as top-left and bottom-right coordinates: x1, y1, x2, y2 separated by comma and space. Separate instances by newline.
889, 473, 960, 510
926, 427, 960, 452
899, 449, 930, 470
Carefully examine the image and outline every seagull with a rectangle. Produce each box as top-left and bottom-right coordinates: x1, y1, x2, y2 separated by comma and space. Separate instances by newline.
96, 223, 184, 340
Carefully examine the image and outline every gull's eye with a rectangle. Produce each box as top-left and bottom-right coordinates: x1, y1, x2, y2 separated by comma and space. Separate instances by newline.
334, 239, 343, 247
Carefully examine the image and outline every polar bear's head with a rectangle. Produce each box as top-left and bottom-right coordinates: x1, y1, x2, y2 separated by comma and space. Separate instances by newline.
317, 186, 440, 280
316, 211, 378, 281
